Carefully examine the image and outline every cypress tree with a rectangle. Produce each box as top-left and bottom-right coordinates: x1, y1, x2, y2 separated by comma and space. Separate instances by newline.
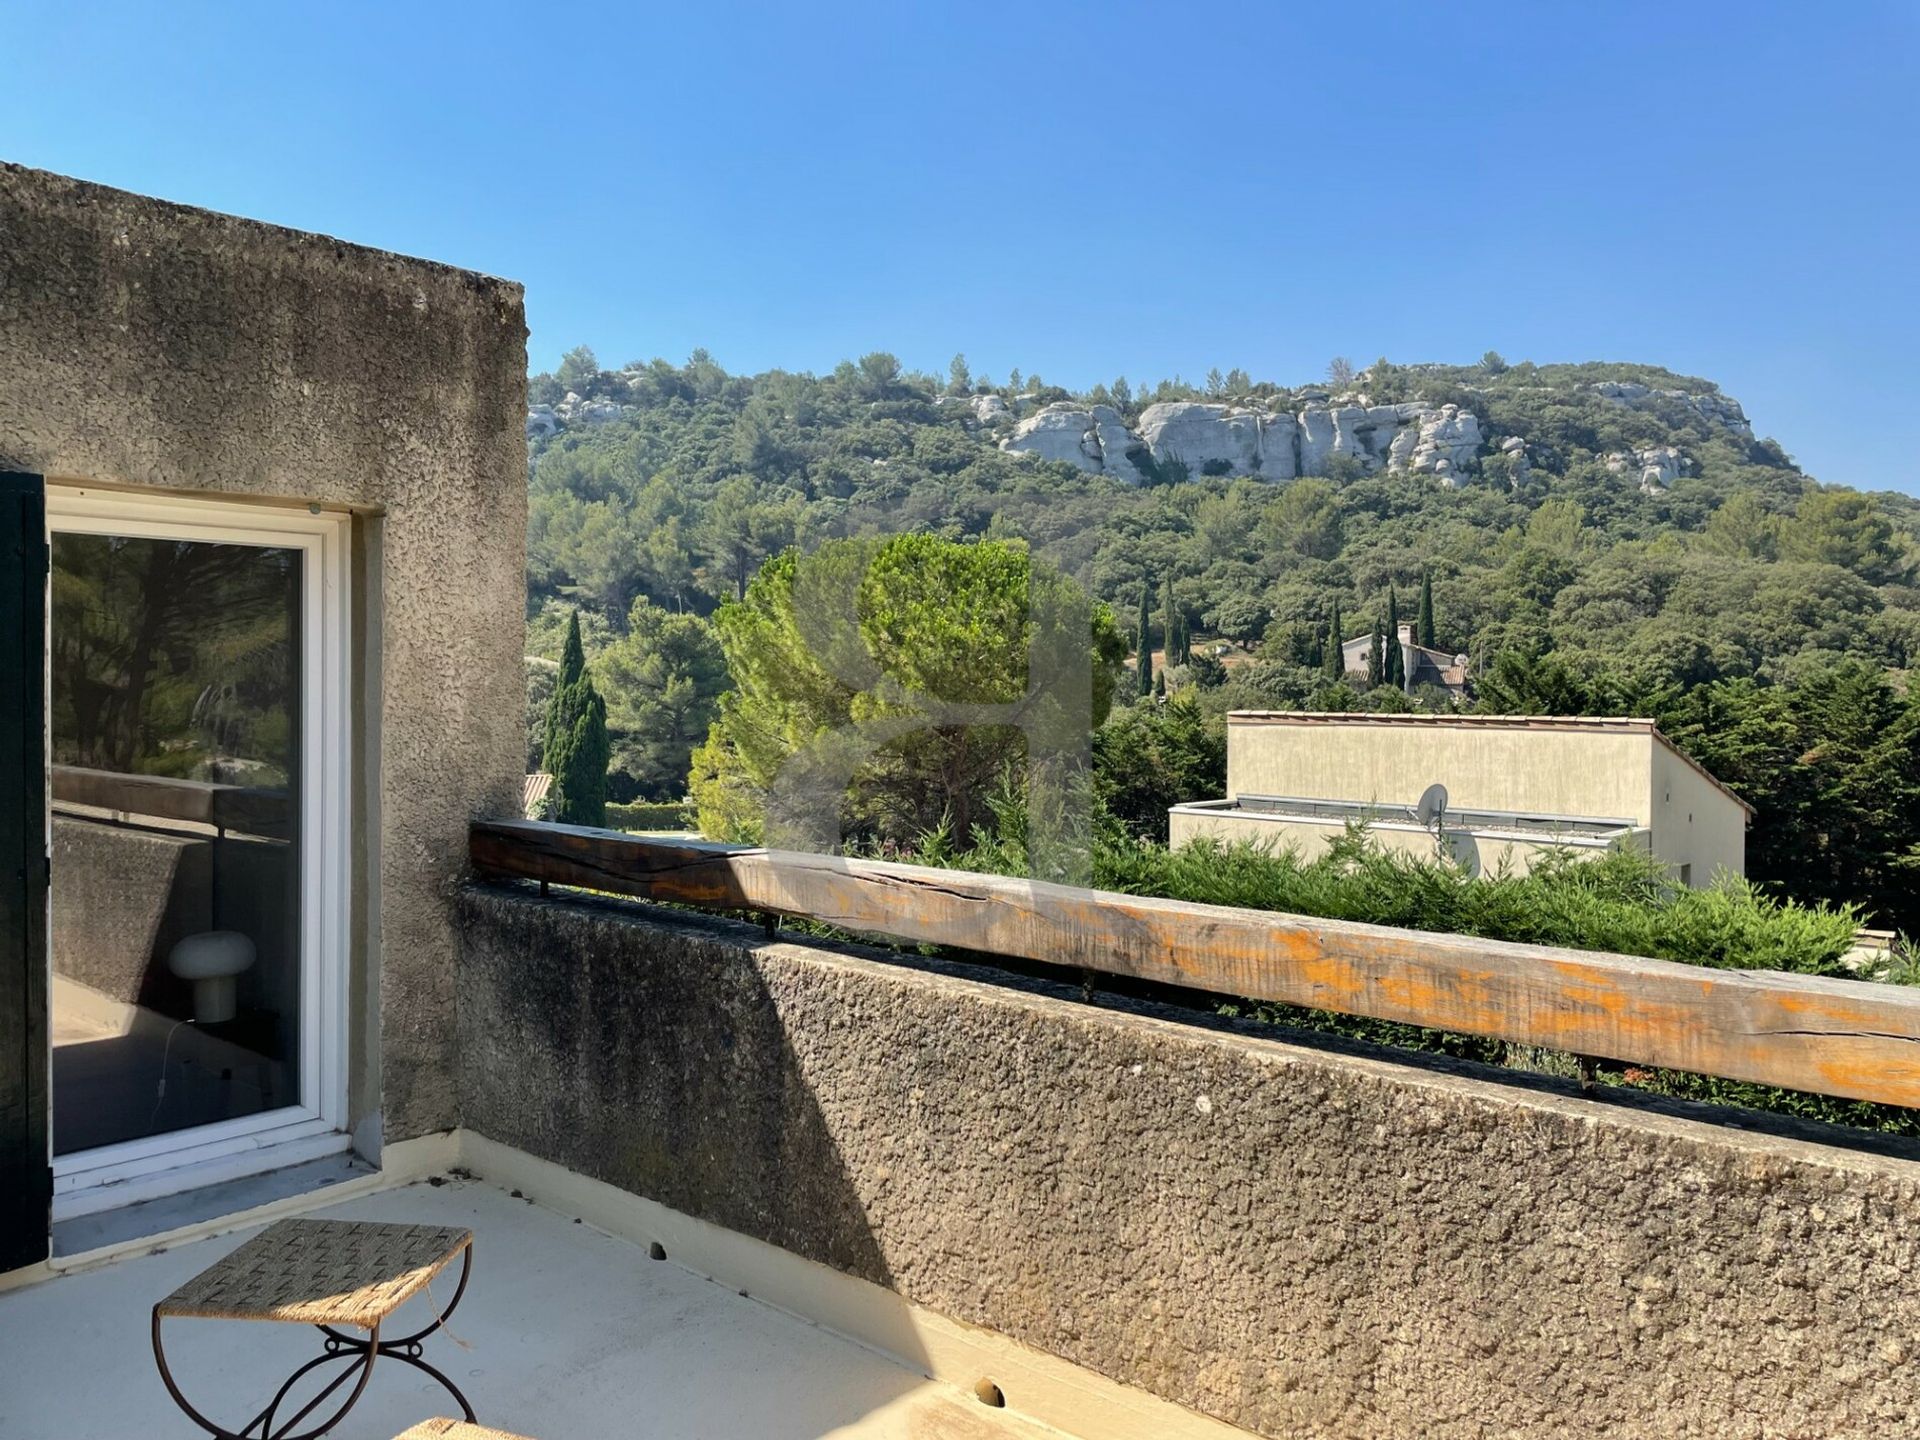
1386, 583, 1407, 689
1366, 617, 1384, 687
1323, 599, 1345, 680
1417, 569, 1437, 649
1136, 582, 1153, 698
1161, 575, 1181, 669
543, 611, 610, 826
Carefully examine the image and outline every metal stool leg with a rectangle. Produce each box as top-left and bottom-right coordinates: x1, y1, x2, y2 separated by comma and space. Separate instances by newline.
152, 1308, 381, 1440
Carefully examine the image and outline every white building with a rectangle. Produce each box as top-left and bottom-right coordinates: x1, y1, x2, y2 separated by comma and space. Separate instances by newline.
1170, 712, 1751, 885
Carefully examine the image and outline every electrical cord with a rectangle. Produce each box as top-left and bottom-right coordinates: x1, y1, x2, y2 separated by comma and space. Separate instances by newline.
147, 1017, 196, 1134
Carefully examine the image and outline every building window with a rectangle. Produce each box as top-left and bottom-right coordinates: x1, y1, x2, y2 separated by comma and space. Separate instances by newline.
46, 489, 351, 1218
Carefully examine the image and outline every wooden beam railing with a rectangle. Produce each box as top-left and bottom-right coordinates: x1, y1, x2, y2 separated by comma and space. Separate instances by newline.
52, 765, 290, 840
470, 818, 1920, 1110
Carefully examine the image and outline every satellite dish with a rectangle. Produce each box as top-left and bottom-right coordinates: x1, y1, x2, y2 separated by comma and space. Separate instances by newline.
1415, 783, 1449, 829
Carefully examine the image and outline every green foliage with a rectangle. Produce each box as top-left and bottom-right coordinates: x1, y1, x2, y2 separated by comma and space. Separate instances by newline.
1322, 598, 1344, 680
1386, 583, 1406, 688
541, 611, 610, 826
1186, 650, 1228, 688
1780, 489, 1910, 584
1160, 574, 1188, 668
1476, 648, 1920, 932
604, 799, 696, 832
691, 535, 1125, 848
519, 347, 1920, 922
1095, 695, 1227, 841
1135, 582, 1152, 697
914, 789, 1860, 982
1473, 647, 1605, 715
50, 536, 297, 784
1660, 662, 1920, 929
597, 599, 728, 801
1417, 570, 1436, 648
1097, 833, 1858, 975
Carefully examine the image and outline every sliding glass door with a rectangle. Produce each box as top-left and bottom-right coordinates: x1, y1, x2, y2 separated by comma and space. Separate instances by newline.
46, 490, 349, 1216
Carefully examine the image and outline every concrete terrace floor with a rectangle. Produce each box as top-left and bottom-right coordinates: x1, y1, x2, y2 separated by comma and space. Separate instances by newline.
0, 1179, 1060, 1440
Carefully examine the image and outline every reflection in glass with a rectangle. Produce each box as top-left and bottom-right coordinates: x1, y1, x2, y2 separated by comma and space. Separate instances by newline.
49, 533, 302, 1155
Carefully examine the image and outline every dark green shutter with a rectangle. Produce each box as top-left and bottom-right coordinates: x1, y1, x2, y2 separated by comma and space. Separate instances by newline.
0, 472, 49, 1271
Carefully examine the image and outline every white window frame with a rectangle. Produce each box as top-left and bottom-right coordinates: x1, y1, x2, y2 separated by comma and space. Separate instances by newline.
46, 488, 353, 1219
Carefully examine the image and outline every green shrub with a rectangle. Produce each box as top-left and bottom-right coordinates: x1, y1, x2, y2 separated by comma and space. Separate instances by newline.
605, 799, 696, 832
1096, 830, 1859, 976
909, 812, 1906, 1133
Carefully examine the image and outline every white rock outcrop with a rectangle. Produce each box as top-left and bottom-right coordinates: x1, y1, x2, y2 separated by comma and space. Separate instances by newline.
1408, 405, 1483, 484
1606, 445, 1687, 493
1496, 434, 1531, 487
1004, 395, 1489, 486
551, 390, 631, 427
1135, 402, 1292, 480
1592, 381, 1751, 437
526, 404, 559, 439
1002, 403, 1144, 480
933, 393, 1014, 424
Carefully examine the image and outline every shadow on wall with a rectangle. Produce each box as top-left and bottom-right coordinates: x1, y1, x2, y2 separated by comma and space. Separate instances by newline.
454, 888, 932, 1416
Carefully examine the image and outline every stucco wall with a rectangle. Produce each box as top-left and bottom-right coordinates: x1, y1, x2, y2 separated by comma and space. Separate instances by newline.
0, 163, 528, 1139
456, 886, 1920, 1440
1652, 741, 1747, 881
1226, 717, 1653, 822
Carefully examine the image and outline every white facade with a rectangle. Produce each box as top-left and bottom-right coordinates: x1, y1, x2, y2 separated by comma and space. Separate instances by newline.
1171, 713, 1750, 885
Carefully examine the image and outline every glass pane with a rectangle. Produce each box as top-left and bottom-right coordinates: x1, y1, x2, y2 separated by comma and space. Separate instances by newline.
49, 533, 302, 1155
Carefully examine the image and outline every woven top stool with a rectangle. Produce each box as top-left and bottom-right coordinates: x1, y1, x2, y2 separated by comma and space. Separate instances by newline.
392, 1421, 537, 1439
152, 1218, 478, 1440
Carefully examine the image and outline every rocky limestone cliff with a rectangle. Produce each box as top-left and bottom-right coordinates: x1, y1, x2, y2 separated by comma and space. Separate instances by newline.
1003, 396, 1484, 486
1592, 380, 1751, 436
525, 359, 1761, 499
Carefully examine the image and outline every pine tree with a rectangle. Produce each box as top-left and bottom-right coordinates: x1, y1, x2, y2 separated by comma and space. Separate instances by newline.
1366, 617, 1384, 687
543, 611, 610, 826
1417, 570, 1436, 649
1323, 599, 1345, 680
1136, 582, 1153, 698
1386, 584, 1407, 689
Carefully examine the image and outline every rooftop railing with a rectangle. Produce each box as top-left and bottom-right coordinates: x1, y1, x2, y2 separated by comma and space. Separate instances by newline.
470, 818, 1920, 1111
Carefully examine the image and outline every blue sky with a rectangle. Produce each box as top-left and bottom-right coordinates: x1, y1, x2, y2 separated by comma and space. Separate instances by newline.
3, 2, 1916, 493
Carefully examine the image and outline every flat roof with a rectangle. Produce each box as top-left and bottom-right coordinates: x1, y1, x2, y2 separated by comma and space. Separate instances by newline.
1177, 793, 1641, 840
1224, 712, 1756, 819
1, 1179, 1054, 1440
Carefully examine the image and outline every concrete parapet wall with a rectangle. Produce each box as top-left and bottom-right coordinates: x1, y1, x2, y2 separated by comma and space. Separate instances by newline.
455, 885, 1920, 1439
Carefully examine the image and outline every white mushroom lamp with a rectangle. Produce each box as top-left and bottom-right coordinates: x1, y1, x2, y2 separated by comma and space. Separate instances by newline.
167, 931, 257, 1024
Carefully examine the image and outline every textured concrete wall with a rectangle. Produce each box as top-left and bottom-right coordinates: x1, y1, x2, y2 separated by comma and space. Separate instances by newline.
1226, 716, 1656, 822
1, 163, 528, 1137
50, 818, 205, 1013
458, 886, 1920, 1440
